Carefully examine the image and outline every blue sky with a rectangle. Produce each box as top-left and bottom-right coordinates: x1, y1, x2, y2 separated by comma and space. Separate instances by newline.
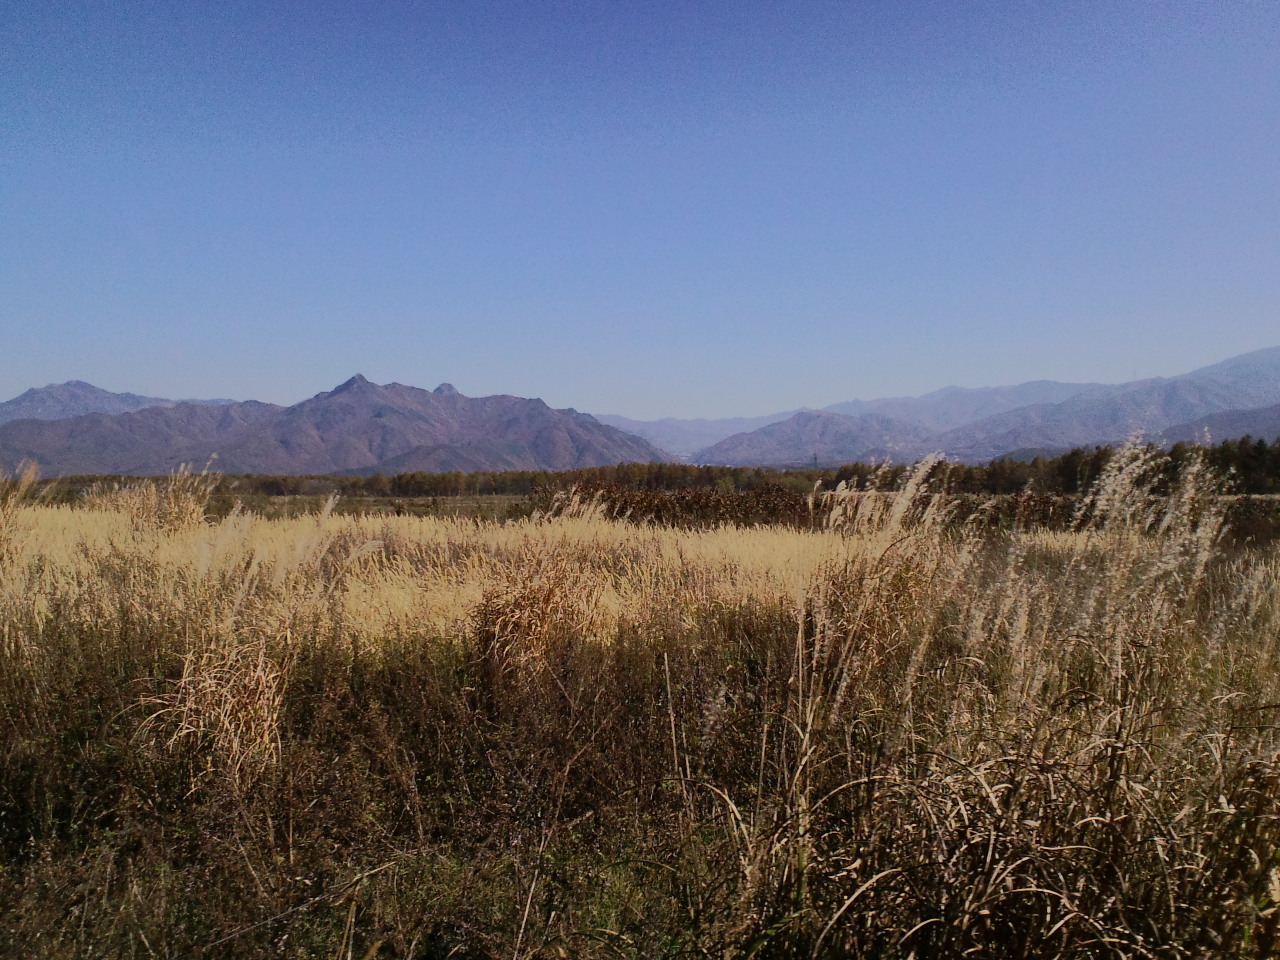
3, 1, 1278, 418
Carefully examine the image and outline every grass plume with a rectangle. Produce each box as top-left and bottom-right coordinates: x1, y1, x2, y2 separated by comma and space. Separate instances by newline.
0, 445, 1277, 957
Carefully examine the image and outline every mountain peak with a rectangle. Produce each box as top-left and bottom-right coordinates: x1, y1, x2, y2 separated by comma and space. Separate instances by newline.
434, 383, 459, 396
332, 374, 374, 394
0, 377, 671, 475
0, 381, 175, 426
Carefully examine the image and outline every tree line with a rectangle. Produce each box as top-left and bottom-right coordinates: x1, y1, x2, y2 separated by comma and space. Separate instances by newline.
257, 435, 1280, 498
34, 435, 1280, 502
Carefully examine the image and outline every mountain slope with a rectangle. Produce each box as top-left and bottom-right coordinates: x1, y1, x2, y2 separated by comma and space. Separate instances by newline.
696, 411, 935, 467
0, 401, 284, 475
594, 411, 799, 459
598, 381, 1099, 459
1158, 402, 1280, 446
0, 381, 234, 426
1171, 346, 1280, 406
204, 376, 668, 474
938, 350, 1280, 461
0, 377, 669, 476
688, 346, 1280, 465
827, 380, 1105, 432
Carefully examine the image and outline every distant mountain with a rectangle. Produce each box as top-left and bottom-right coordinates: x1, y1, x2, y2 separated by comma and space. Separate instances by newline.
0, 401, 285, 476
826, 380, 1105, 432
594, 411, 801, 459
697, 411, 935, 467
938, 348, 1280, 461
1158, 402, 1280, 447
0, 376, 670, 477
0, 380, 234, 426
9, 345, 1279, 476
689, 346, 1280, 465
1172, 346, 1280, 408
597, 382, 1099, 459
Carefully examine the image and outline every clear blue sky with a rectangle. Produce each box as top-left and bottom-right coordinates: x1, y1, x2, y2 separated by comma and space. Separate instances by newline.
3, 1, 1278, 418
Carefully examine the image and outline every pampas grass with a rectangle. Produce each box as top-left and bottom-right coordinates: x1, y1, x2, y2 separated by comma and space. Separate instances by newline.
1, 446, 1277, 958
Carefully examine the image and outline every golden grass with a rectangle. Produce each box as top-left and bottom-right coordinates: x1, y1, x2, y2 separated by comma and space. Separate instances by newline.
1, 448, 1278, 957
5, 495, 925, 659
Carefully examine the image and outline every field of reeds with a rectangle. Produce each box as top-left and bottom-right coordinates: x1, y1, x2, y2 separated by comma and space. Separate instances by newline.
2, 447, 1279, 958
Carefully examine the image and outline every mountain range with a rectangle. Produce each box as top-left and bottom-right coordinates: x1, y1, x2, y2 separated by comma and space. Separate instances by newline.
596, 380, 1116, 459
609, 347, 1280, 467
2, 347, 1279, 476
0, 376, 667, 476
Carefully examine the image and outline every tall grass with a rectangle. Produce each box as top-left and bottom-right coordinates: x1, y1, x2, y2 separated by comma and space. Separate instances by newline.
1, 446, 1277, 958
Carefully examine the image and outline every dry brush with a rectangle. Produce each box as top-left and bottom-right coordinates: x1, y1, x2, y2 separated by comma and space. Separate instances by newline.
0, 448, 1277, 958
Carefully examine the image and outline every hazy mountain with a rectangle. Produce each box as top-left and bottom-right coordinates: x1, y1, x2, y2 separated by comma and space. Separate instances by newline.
827, 380, 1106, 432
598, 382, 1100, 459
1172, 346, 1280, 407
690, 347, 1280, 465
593, 411, 801, 459
696, 411, 935, 467
1157, 402, 1280, 447
0, 380, 234, 426
0, 376, 670, 477
938, 348, 1280, 461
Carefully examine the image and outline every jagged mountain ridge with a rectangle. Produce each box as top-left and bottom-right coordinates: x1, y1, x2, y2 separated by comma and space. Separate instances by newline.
0, 376, 670, 476
0, 380, 234, 426
6, 346, 1279, 475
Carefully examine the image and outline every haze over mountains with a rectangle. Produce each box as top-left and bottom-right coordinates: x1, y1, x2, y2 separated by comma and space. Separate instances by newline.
593, 411, 802, 459
2, 347, 1279, 476
606, 347, 1280, 466
1157, 402, 1280, 448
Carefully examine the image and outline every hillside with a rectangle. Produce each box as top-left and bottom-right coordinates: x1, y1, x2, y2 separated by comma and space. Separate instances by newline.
0, 401, 285, 475
1158, 402, 1280, 446
697, 411, 935, 467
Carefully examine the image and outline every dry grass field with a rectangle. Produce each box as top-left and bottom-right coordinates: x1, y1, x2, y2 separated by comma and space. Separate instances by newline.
2, 448, 1279, 958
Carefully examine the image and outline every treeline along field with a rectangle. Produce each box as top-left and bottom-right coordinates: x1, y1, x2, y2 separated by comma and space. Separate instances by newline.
33, 434, 1280, 501
2, 445, 1280, 957
35, 436, 1280, 544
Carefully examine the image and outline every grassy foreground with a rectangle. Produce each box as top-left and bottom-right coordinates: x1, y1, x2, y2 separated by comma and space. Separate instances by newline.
2, 449, 1279, 958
